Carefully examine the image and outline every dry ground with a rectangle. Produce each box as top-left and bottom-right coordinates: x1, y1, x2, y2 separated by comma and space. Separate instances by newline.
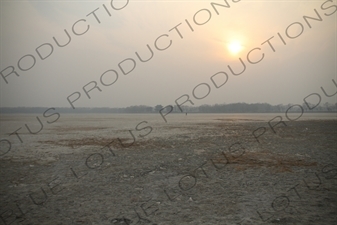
0, 115, 336, 225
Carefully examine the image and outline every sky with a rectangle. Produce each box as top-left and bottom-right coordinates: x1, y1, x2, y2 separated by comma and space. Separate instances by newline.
0, 0, 336, 108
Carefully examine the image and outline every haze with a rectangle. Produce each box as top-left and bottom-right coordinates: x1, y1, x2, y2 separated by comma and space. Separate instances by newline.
0, 0, 336, 109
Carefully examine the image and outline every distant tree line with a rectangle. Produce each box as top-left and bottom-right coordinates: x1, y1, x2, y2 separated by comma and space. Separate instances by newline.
1, 102, 336, 114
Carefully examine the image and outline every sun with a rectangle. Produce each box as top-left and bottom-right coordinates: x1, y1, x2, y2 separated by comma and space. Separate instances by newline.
227, 41, 243, 55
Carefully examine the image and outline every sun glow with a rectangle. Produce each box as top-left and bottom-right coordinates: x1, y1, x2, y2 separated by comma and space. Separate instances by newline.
227, 41, 243, 55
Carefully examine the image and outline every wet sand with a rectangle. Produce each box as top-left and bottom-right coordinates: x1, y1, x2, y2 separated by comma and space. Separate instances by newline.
0, 114, 336, 224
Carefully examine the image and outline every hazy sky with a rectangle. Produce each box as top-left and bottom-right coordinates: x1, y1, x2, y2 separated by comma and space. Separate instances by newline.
0, 0, 336, 108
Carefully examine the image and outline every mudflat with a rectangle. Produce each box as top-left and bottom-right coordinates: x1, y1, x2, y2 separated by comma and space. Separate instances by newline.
1, 114, 336, 225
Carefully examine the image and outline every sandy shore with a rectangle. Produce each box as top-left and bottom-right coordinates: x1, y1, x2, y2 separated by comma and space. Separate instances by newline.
0, 114, 336, 224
